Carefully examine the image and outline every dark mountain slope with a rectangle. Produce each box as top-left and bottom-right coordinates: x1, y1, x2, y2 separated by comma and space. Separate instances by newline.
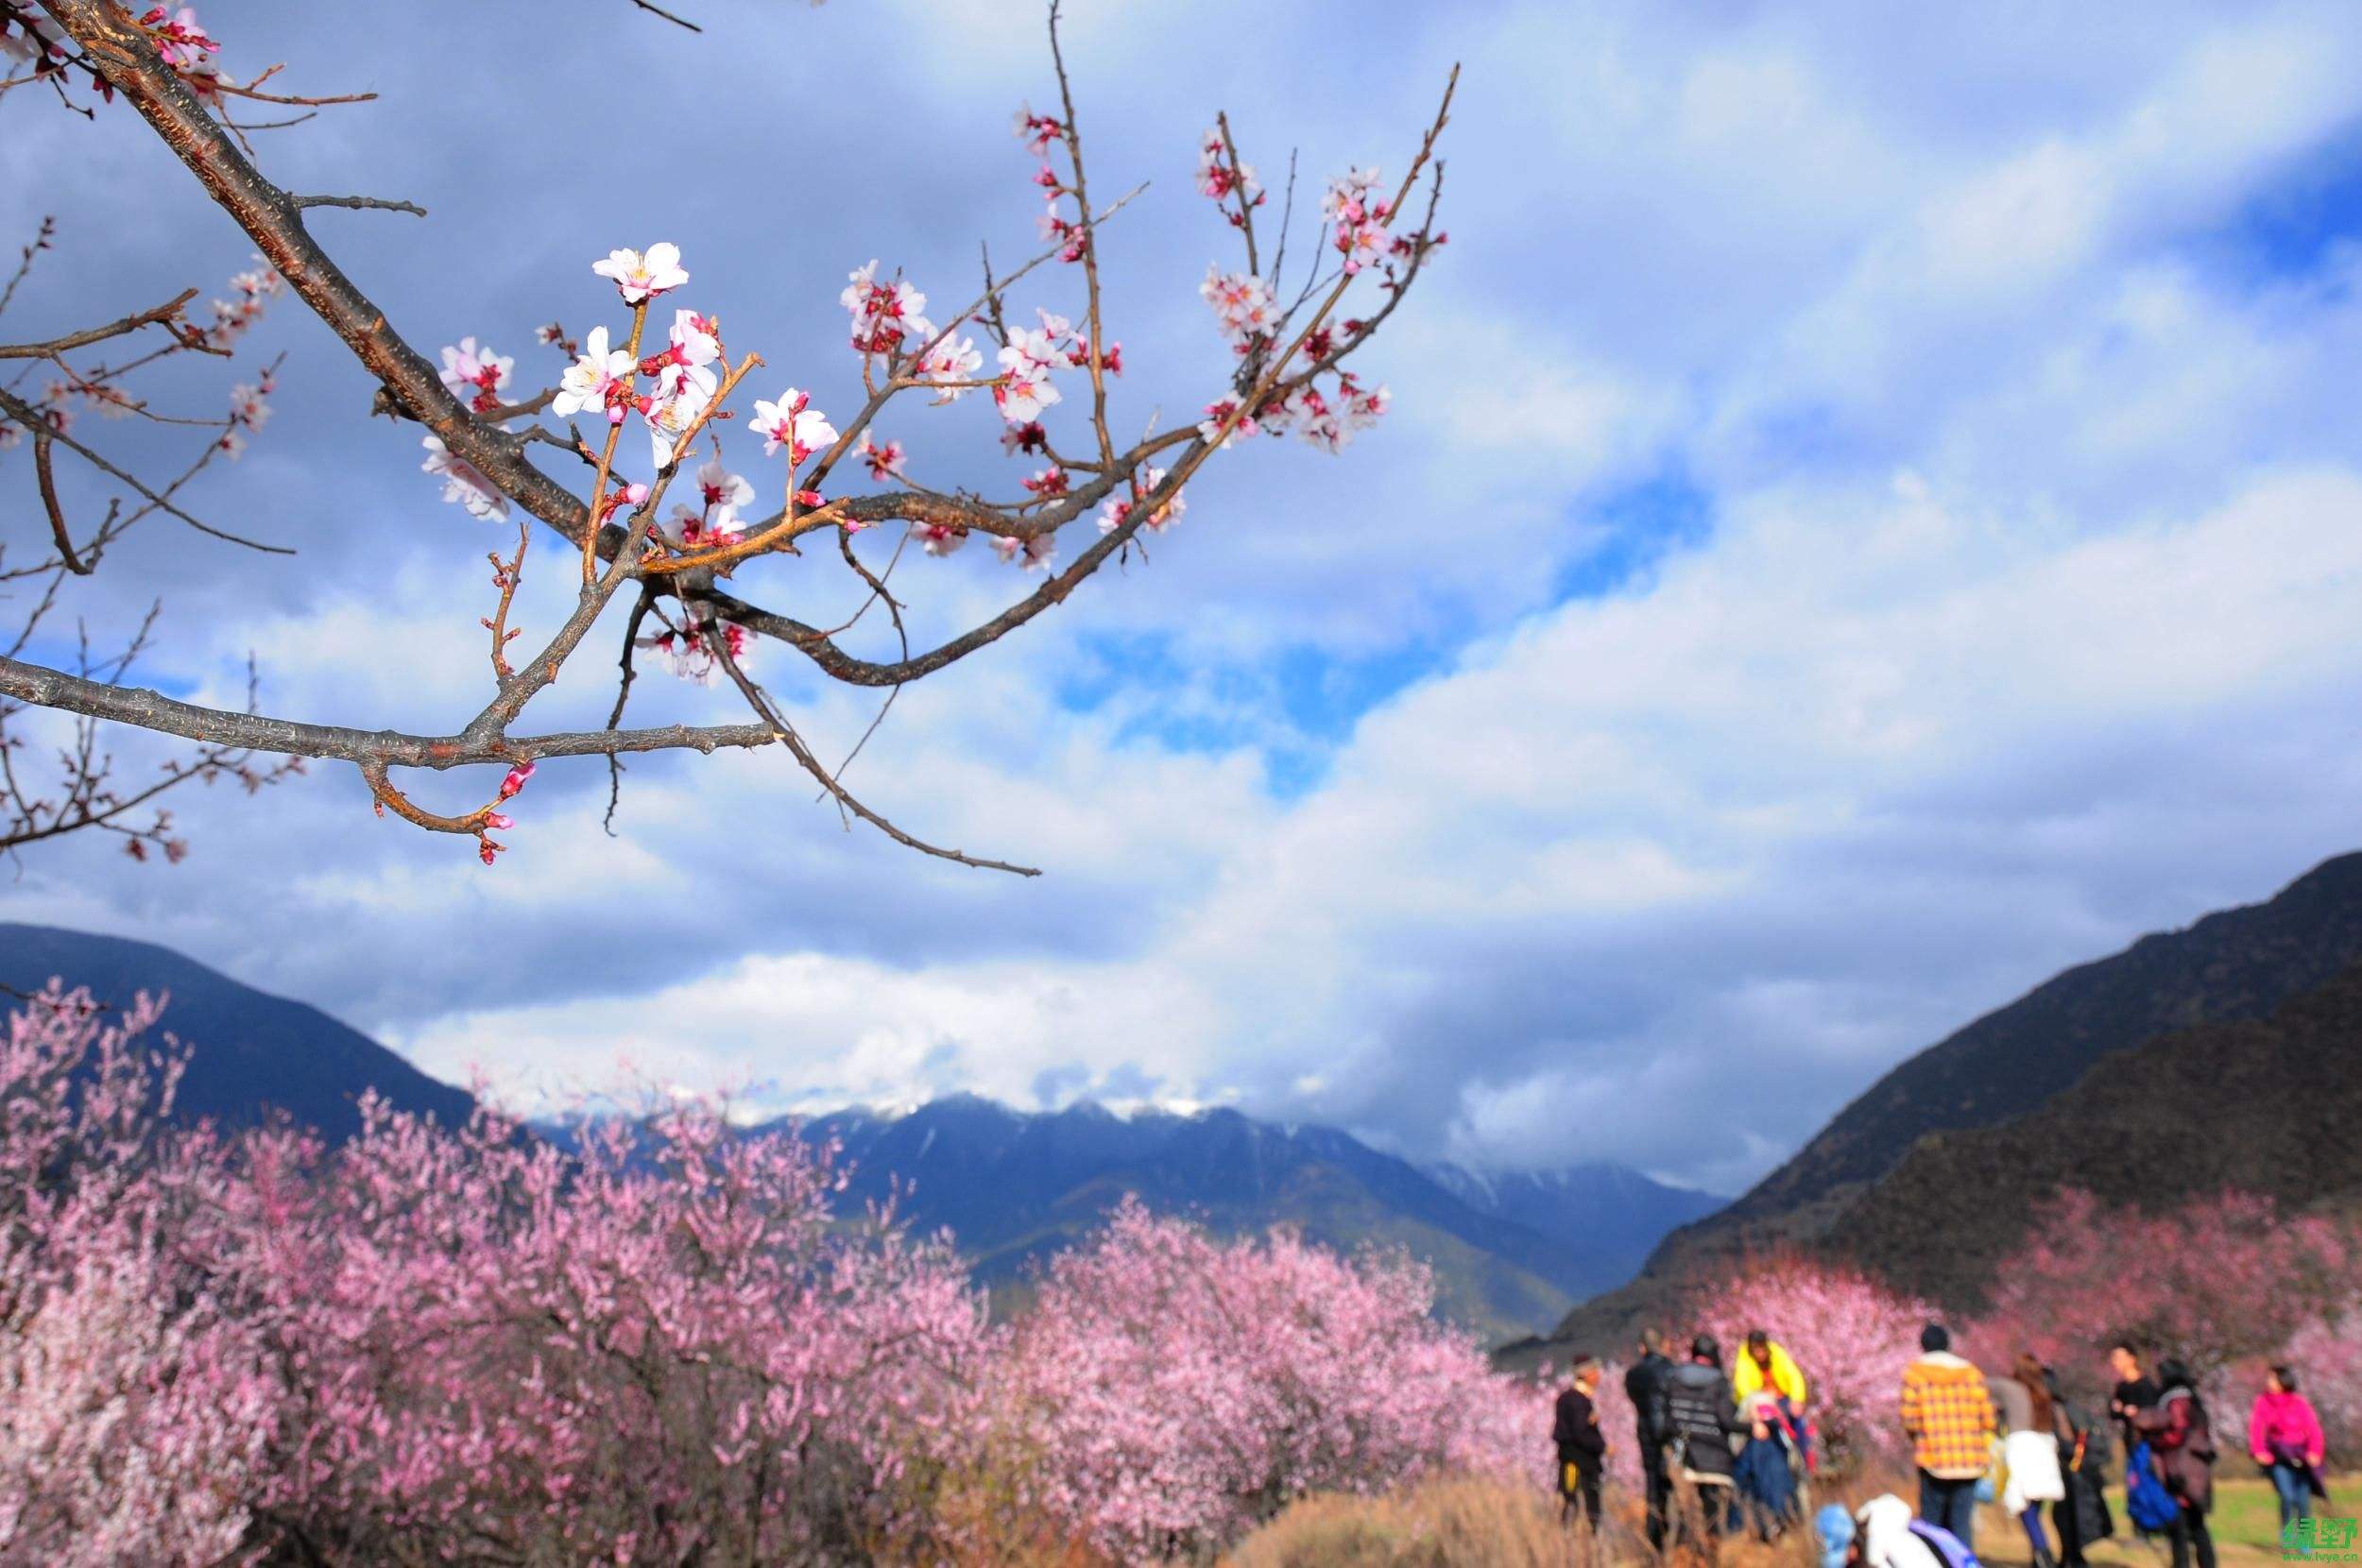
1828, 958, 2362, 1307
1549, 850, 2362, 1348
0, 923, 475, 1141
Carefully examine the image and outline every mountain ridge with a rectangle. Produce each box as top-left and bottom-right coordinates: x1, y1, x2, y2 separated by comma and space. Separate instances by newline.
1546, 848, 2362, 1350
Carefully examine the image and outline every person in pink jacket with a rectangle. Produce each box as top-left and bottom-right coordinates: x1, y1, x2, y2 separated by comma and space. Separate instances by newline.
2250, 1364, 2328, 1533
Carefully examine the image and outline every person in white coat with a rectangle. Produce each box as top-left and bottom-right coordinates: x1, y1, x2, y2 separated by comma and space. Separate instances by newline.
1993, 1353, 2069, 1568
1855, 1493, 1947, 1568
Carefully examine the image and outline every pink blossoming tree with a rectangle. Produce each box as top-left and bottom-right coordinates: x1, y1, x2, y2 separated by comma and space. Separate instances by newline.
0, 985, 280, 1563
986, 1199, 1535, 1564
1970, 1189, 2359, 1400
1688, 1251, 1933, 1474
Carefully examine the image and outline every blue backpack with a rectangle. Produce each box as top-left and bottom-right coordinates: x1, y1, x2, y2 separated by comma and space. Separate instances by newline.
2125, 1440, 2181, 1532
1906, 1520, 1979, 1568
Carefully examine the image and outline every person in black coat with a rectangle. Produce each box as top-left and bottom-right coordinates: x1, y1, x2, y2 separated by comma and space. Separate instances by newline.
1555, 1355, 1610, 1530
1653, 1334, 1748, 1544
1625, 1329, 1676, 1550
2045, 1366, 2114, 1567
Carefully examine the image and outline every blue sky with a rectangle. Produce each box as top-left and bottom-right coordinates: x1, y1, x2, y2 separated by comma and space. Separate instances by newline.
9, 0, 2362, 1194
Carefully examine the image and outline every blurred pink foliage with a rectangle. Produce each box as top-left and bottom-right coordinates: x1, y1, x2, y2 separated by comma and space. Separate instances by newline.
1969, 1189, 2359, 1401
985, 1198, 1538, 1563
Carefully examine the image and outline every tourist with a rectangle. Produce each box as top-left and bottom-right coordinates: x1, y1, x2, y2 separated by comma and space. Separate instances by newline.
1851, 1493, 1950, 1568
1899, 1322, 1994, 1552
1734, 1327, 1809, 1409
2133, 1357, 2219, 1568
1993, 1352, 2067, 1568
1735, 1326, 1814, 1470
2249, 1363, 2327, 1535
2109, 1342, 2159, 1461
1656, 1333, 1747, 1545
1554, 1354, 1609, 1533
1625, 1328, 1676, 1550
2045, 1365, 2114, 1568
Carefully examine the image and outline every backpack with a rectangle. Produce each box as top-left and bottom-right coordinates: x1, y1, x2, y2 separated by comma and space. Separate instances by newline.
2124, 1440, 2181, 1532
1906, 1519, 1980, 1568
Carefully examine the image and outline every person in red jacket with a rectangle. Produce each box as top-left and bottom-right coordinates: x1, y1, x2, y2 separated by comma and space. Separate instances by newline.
2133, 1359, 2219, 1568
2250, 1364, 2328, 1535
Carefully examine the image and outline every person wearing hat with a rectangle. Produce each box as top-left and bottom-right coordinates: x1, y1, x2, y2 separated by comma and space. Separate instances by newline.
1554, 1354, 1610, 1532
1899, 1322, 1995, 1552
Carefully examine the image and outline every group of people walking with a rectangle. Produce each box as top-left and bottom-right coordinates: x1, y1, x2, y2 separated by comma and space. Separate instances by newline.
1549, 1326, 2333, 1565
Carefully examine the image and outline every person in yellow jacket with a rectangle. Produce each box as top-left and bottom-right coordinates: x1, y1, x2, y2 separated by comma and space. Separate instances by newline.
1735, 1330, 1808, 1410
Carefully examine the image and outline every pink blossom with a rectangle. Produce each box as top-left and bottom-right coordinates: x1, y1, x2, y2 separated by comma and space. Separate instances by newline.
420, 435, 506, 520
1198, 398, 1260, 448
1200, 264, 1278, 349
496, 760, 535, 800
840, 261, 933, 356
642, 375, 712, 469
910, 332, 983, 398
436, 335, 514, 414
590, 242, 689, 304
553, 325, 635, 423
1011, 100, 1063, 155
749, 388, 837, 467
992, 533, 1057, 572
908, 521, 967, 556
857, 433, 907, 483
1097, 465, 1184, 537
1323, 165, 1395, 274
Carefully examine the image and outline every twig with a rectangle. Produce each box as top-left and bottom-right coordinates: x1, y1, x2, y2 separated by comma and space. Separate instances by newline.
627, 0, 704, 30
31, 431, 92, 575
0, 384, 291, 554
702, 622, 1040, 878
292, 193, 427, 218
0, 286, 197, 359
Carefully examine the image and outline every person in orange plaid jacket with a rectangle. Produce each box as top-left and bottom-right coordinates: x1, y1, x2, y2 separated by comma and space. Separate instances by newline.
1900, 1323, 1996, 1554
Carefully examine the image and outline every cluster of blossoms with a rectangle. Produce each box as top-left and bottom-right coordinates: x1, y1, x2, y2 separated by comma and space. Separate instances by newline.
202, 260, 282, 351
436, 335, 512, 416
669, 456, 754, 548
1200, 265, 1279, 352
837, 258, 985, 404
0, 5, 67, 71
2, 3, 229, 97
216, 366, 275, 459
1278, 370, 1389, 454
1013, 101, 1087, 264
991, 533, 1056, 572
1096, 465, 1183, 537
992, 310, 1110, 430
1194, 125, 1264, 227
642, 609, 750, 685
1324, 165, 1396, 275
841, 260, 933, 356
